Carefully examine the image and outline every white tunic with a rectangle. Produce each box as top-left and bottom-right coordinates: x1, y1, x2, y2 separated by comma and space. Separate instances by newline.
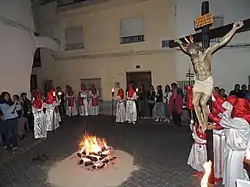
125, 92, 137, 123
89, 91, 99, 116
44, 100, 61, 131
220, 117, 250, 187
115, 96, 126, 123
187, 127, 207, 172
213, 129, 225, 179
66, 93, 78, 116
44, 103, 55, 131
78, 90, 89, 116
32, 105, 46, 139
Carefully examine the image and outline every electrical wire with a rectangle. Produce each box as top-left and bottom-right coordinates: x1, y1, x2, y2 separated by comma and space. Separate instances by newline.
0, 14, 36, 40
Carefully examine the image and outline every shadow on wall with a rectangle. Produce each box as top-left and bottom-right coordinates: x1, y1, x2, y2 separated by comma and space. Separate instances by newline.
0, 25, 59, 96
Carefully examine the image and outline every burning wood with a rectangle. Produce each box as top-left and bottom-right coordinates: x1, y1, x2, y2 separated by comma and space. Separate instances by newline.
77, 134, 116, 170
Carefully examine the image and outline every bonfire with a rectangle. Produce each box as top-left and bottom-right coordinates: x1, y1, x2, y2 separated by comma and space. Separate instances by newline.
77, 134, 116, 170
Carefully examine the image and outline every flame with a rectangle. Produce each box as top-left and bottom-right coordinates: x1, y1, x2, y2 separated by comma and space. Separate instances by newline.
201, 161, 212, 187
79, 134, 108, 155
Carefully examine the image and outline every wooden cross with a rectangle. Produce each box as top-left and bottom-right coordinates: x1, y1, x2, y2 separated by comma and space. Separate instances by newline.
194, 2, 215, 184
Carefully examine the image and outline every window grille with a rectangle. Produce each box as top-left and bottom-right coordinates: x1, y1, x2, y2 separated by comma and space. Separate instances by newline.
80, 78, 102, 100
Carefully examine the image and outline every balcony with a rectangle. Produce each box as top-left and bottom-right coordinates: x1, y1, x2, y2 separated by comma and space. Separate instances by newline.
57, 0, 89, 7
57, 0, 109, 11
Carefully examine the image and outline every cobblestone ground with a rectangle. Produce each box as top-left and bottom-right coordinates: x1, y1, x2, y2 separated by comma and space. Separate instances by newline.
0, 116, 214, 187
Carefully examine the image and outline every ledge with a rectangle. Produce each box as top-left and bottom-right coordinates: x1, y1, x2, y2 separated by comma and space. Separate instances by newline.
55, 48, 174, 60
35, 36, 60, 51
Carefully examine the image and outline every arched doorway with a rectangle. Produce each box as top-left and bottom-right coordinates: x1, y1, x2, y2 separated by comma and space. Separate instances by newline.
31, 47, 57, 96
30, 48, 41, 91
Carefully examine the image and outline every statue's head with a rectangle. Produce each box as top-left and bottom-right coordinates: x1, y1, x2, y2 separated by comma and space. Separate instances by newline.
184, 35, 203, 56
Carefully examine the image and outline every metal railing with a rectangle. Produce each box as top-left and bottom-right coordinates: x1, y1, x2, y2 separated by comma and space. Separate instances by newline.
177, 80, 195, 96
57, 0, 88, 7
57, 0, 109, 7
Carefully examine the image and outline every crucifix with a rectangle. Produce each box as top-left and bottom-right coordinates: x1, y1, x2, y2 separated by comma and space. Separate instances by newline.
174, 1, 243, 185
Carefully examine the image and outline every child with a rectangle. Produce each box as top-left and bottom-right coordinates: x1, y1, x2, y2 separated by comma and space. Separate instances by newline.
169, 89, 183, 126
187, 124, 207, 175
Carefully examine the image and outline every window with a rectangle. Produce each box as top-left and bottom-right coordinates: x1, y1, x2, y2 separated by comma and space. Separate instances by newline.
120, 17, 145, 44
80, 78, 102, 100
211, 16, 224, 29
177, 80, 195, 96
65, 26, 84, 50
162, 40, 170, 48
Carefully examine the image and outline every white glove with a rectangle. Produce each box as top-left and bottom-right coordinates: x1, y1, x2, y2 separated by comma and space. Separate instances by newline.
211, 94, 215, 101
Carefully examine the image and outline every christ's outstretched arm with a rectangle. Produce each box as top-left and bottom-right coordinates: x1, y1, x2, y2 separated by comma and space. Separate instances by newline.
205, 20, 244, 55
174, 39, 188, 54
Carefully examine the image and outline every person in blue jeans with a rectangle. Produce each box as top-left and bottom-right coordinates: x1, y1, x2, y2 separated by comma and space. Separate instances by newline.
0, 92, 21, 150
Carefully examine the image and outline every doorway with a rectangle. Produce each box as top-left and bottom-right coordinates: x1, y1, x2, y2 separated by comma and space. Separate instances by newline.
126, 71, 152, 117
126, 71, 152, 90
30, 74, 37, 91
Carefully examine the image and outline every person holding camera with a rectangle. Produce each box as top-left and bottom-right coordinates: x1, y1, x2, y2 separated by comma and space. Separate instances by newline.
0, 92, 21, 150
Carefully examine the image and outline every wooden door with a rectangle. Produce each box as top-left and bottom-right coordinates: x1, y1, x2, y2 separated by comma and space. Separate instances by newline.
30, 74, 37, 92
126, 71, 152, 117
126, 71, 152, 90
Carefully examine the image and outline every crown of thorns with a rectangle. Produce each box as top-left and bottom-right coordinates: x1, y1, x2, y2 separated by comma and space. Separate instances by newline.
183, 34, 194, 46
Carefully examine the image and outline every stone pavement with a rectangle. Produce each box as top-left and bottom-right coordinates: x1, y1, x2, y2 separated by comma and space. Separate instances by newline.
0, 116, 214, 187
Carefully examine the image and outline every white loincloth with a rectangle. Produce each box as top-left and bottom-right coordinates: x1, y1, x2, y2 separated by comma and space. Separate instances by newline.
193, 76, 214, 96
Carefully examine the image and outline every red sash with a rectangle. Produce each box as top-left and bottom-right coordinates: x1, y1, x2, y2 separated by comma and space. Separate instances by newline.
68, 97, 75, 107
79, 92, 84, 106
79, 97, 84, 106
54, 106, 59, 113
33, 100, 42, 109
196, 125, 207, 140
92, 95, 98, 106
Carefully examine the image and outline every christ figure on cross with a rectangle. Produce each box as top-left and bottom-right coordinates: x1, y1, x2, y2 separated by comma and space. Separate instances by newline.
175, 20, 243, 132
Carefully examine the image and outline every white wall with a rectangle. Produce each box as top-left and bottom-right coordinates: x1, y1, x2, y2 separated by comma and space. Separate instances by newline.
0, 0, 59, 96
175, 0, 250, 93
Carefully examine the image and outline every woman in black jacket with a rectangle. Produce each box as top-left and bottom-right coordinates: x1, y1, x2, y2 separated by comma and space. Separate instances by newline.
147, 85, 156, 118
155, 85, 164, 121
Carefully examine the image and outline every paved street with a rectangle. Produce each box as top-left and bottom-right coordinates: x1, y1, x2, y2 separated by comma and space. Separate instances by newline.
0, 116, 205, 187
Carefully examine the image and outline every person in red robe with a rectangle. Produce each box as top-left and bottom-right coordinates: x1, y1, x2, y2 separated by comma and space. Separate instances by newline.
89, 84, 99, 116
65, 86, 78, 116
209, 97, 250, 187
78, 84, 89, 116
125, 83, 137, 124
44, 89, 61, 131
32, 89, 46, 139
115, 87, 126, 123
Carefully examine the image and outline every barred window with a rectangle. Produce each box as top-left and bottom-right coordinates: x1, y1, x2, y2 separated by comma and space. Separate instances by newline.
57, 0, 88, 7
120, 17, 145, 44
80, 78, 102, 100
65, 26, 84, 50
177, 80, 195, 96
